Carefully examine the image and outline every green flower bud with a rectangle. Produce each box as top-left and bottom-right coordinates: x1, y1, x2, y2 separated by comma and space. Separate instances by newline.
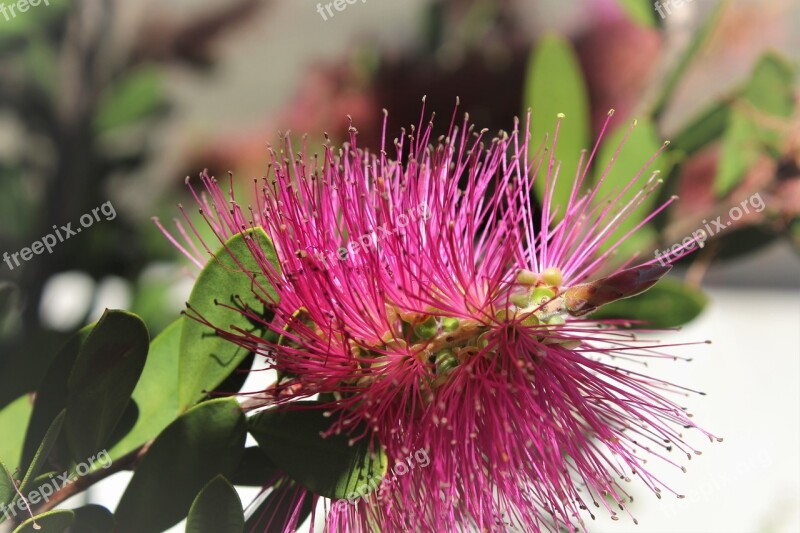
531, 287, 556, 305
441, 317, 460, 332
541, 267, 563, 286
516, 269, 539, 286
414, 316, 438, 340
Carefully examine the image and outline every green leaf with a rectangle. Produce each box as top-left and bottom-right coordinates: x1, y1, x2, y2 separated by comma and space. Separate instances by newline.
0, 395, 33, 470
21, 326, 93, 468
179, 228, 279, 410
94, 67, 168, 133
108, 318, 182, 460
232, 447, 278, 487
248, 402, 388, 500
20, 411, 65, 495
669, 102, 731, 156
114, 398, 247, 533
715, 109, 762, 197
244, 481, 313, 533
523, 33, 590, 218
651, 0, 729, 119
65, 310, 149, 462
1, 459, 17, 509
72, 504, 116, 533
617, 0, 657, 27
592, 119, 667, 257
739, 53, 796, 118
590, 277, 707, 328
186, 475, 244, 533
0, 282, 20, 338
12, 510, 74, 533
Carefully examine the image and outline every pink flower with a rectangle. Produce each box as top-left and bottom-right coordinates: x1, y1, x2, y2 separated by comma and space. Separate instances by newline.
160, 103, 718, 532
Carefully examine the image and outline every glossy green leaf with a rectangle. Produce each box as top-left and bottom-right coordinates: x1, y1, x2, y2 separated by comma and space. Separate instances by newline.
592, 119, 667, 257
590, 277, 707, 328
21, 326, 93, 468
65, 310, 149, 462
651, 0, 729, 119
249, 402, 388, 499
179, 228, 279, 410
72, 504, 116, 533
186, 475, 244, 533
232, 447, 278, 487
12, 510, 74, 533
1, 459, 17, 510
94, 67, 168, 133
108, 318, 182, 460
115, 398, 247, 533
523, 33, 590, 217
0, 395, 33, 470
20, 410, 65, 495
244, 481, 313, 533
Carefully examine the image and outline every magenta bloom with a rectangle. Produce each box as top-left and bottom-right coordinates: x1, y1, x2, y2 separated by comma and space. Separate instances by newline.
161, 105, 717, 531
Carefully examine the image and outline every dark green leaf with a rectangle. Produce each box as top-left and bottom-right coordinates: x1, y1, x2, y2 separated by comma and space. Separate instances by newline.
20, 411, 65, 495
669, 102, 731, 156
590, 277, 707, 328
244, 481, 313, 533
21, 327, 93, 468
186, 475, 244, 533
179, 228, 279, 410
523, 33, 590, 217
114, 398, 246, 533
65, 310, 149, 462
248, 402, 388, 499
713, 224, 779, 261
108, 318, 182, 460
12, 510, 74, 533
0, 395, 33, 470
70, 504, 116, 533
232, 447, 278, 487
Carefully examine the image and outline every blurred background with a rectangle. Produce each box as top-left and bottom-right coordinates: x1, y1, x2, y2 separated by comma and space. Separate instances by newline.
1, 0, 798, 531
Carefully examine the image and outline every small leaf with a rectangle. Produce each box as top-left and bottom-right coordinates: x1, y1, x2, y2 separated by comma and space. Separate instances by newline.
523, 33, 590, 217
244, 481, 314, 533
248, 402, 388, 500
590, 277, 707, 328
232, 447, 278, 487
20, 411, 65, 495
12, 510, 74, 533
71, 504, 116, 533
108, 318, 182, 460
186, 475, 244, 533
65, 310, 149, 462
179, 228, 279, 410
21, 326, 93, 468
0, 395, 33, 470
114, 398, 246, 533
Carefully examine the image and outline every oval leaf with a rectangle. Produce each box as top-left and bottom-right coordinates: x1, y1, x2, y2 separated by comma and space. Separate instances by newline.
248, 403, 388, 500
11, 509, 74, 533
20, 410, 64, 495
65, 310, 149, 462
0, 395, 33, 470
186, 475, 244, 533
179, 228, 279, 410
72, 504, 116, 533
114, 398, 246, 533
523, 33, 590, 217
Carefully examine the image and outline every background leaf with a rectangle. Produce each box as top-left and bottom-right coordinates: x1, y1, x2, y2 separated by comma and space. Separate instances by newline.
232, 447, 278, 487
65, 310, 149, 463
523, 33, 590, 217
0, 395, 33, 470
186, 475, 244, 533
71, 504, 116, 533
20, 410, 65, 495
179, 228, 279, 410
12, 510, 74, 533
248, 403, 388, 500
114, 398, 246, 533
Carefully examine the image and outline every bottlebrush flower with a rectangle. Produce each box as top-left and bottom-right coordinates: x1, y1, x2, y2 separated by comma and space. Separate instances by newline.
159, 102, 719, 532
